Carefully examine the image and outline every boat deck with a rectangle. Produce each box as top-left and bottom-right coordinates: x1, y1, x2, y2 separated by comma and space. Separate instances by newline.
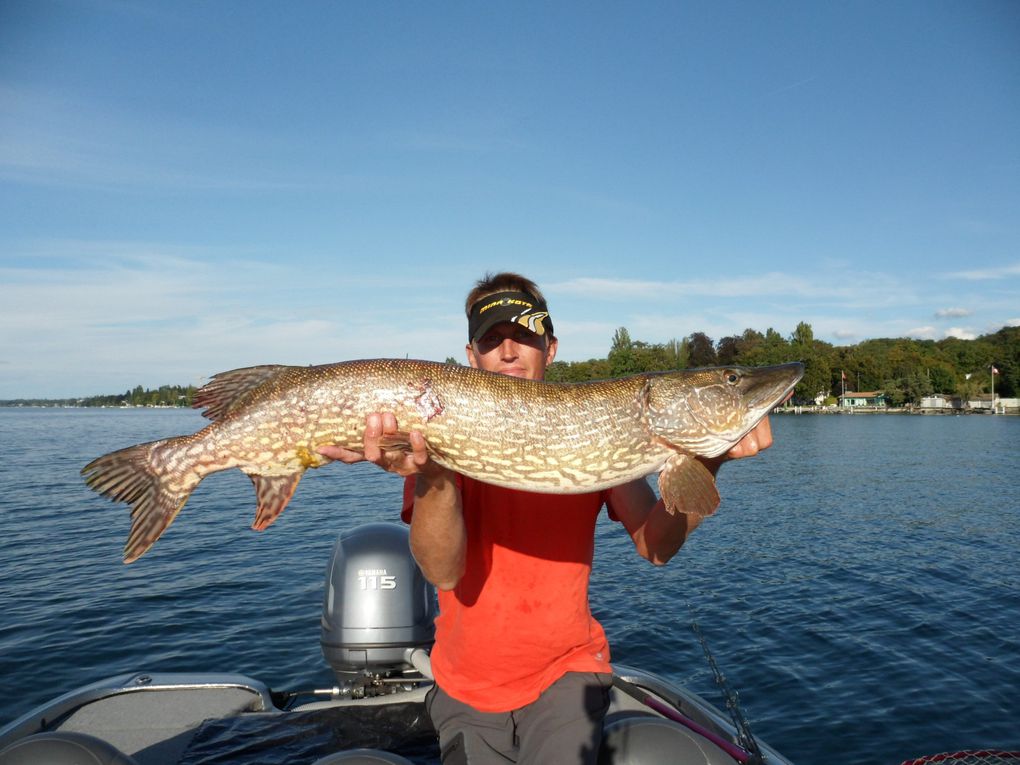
0, 669, 792, 764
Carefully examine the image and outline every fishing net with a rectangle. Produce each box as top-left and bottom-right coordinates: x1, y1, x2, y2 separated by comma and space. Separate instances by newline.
901, 752, 1020, 765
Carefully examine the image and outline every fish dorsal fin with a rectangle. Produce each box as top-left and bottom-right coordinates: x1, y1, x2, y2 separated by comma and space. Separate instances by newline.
193, 365, 293, 421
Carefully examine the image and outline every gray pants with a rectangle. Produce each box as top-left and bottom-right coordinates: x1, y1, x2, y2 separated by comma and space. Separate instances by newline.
425, 671, 613, 764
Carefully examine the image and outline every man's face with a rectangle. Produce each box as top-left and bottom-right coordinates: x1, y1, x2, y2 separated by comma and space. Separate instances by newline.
465, 322, 558, 380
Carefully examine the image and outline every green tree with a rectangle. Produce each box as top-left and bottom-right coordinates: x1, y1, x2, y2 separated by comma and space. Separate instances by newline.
662, 338, 689, 369
928, 365, 957, 394
790, 321, 814, 349
610, 327, 632, 353
716, 336, 741, 365
882, 379, 907, 408
984, 326, 1019, 397
788, 322, 830, 402
901, 370, 934, 404
608, 327, 640, 376
759, 328, 791, 365
956, 373, 982, 403
738, 328, 766, 362
687, 332, 717, 367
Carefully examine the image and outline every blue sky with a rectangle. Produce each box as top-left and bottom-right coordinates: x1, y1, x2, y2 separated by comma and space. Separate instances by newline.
1, 1, 1018, 398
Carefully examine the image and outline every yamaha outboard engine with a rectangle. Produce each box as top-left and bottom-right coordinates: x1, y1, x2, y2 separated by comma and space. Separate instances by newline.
321, 523, 437, 696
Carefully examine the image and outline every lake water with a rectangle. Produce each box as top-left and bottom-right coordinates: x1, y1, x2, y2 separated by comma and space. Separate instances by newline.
0, 409, 1017, 764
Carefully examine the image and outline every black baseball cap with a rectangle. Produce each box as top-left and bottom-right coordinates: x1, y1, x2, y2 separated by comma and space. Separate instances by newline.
467, 291, 555, 343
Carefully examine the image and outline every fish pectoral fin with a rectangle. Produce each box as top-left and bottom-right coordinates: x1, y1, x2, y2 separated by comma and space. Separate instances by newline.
658, 454, 720, 518
248, 472, 303, 531
376, 432, 414, 453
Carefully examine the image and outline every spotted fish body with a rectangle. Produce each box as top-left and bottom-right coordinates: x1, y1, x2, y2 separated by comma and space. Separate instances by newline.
82, 359, 803, 563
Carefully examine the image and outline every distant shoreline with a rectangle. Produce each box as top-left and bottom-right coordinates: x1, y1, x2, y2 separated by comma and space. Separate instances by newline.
0, 403, 193, 409
775, 406, 1018, 416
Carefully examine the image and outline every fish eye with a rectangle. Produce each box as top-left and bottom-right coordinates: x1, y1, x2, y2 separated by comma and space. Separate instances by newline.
726, 371, 740, 384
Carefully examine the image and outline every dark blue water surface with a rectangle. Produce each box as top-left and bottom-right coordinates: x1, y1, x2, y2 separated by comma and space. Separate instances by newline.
0, 409, 1017, 764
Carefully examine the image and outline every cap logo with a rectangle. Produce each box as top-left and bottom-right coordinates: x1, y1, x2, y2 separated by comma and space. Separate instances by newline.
479, 296, 533, 314
515, 309, 548, 335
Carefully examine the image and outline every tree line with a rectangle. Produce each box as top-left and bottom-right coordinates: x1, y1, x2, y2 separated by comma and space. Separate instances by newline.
543, 323, 1019, 406
4, 323, 1016, 408
2, 384, 199, 408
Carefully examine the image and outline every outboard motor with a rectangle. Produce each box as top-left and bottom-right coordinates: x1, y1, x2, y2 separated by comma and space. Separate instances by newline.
321, 523, 437, 695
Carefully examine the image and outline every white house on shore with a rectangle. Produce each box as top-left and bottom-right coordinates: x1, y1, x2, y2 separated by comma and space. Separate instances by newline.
919, 394, 953, 410
918, 393, 1019, 414
839, 391, 887, 409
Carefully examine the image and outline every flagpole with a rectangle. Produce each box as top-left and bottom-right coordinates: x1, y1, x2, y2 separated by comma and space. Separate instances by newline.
991, 365, 996, 415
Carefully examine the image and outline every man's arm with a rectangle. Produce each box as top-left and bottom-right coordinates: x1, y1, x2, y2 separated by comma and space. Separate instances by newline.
409, 469, 466, 591
608, 417, 774, 565
317, 413, 466, 591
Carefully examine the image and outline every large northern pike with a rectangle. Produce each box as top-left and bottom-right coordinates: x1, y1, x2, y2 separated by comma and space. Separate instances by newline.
83, 359, 803, 562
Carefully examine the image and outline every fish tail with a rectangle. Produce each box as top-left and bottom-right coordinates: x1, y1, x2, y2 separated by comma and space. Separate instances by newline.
82, 438, 198, 563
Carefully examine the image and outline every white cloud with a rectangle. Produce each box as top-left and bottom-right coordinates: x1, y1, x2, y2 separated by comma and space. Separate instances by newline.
3, 243, 1017, 397
550, 271, 917, 309
935, 307, 972, 319
945, 327, 977, 340
907, 326, 938, 340
0, 243, 470, 398
945, 263, 1020, 281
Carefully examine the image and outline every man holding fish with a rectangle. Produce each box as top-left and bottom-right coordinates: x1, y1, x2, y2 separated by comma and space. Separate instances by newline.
319, 272, 778, 765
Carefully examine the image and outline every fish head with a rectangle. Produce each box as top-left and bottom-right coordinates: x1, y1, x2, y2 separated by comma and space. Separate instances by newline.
646, 362, 804, 458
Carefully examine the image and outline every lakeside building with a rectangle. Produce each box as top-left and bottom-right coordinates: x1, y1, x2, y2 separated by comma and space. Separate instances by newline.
839, 391, 887, 409
961, 393, 1020, 414
965, 393, 996, 411
919, 394, 953, 411
917, 393, 1019, 414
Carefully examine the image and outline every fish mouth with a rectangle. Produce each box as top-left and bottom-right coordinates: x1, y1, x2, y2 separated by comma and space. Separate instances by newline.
745, 362, 803, 409
697, 362, 804, 457
740, 362, 804, 427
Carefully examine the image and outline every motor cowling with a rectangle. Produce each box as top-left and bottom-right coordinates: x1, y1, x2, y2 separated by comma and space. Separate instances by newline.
320, 523, 437, 682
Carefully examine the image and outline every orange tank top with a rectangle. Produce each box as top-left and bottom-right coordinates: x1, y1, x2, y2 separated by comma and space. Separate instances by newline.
402, 476, 614, 712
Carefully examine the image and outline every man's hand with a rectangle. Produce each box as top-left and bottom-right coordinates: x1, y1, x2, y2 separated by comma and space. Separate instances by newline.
317, 412, 434, 477
724, 416, 773, 459
699, 417, 774, 476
